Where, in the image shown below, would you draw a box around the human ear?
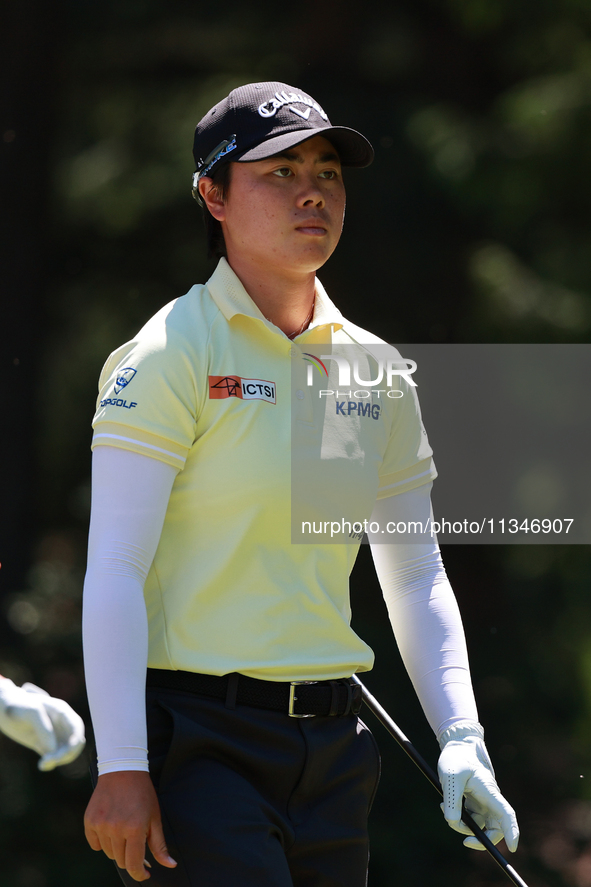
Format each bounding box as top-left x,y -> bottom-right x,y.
198,177 -> 226,221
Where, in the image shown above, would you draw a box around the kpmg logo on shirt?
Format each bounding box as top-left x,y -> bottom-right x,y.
208,375 -> 276,404
336,401 -> 381,420
114,367 -> 137,394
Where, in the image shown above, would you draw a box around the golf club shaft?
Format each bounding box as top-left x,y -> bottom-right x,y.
352,675 -> 530,887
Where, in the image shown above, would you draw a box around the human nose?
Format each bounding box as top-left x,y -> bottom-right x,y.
295,173 -> 325,209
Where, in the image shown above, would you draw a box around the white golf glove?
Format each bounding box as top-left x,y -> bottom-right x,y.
0,676 -> 86,771
437,721 -> 519,852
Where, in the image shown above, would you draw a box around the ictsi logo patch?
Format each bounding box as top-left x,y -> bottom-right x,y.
208,376 -> 276,404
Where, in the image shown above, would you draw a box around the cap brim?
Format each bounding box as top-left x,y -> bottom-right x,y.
236,125 -> 374,168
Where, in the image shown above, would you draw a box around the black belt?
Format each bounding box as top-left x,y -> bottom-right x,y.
146,668 -> 362,718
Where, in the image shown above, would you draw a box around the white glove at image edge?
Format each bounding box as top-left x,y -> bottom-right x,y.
437,720 -> 519,852
0,676 -> 86,771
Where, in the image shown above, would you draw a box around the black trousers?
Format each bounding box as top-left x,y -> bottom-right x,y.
108,684 -> 381,887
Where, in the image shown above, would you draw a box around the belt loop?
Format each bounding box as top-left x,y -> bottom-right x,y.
225,673 -> 240,710
341,680 -> 353,717
328,681 -> 340,717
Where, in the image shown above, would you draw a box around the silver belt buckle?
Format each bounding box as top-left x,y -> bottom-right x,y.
289,680 -> 318,717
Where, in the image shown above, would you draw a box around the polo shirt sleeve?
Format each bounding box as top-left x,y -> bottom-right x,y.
91,320 -> 202,472
377,371 -> 437,500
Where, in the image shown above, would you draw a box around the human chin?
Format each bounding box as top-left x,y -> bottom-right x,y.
293,238 -> 337,271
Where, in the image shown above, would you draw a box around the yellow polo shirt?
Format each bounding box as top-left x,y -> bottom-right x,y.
92,258 -> 436,680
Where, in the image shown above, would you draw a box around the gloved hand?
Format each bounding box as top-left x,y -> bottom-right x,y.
437,721 -> 519,852
0,676 -> 86,771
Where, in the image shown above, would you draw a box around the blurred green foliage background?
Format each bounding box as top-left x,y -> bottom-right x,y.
2,1 -> 591,885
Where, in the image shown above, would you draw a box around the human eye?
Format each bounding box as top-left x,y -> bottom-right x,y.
272,166 -> 293,178
319,169 -> 339,180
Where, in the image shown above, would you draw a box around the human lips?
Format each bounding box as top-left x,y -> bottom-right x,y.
295,219 -> 328,236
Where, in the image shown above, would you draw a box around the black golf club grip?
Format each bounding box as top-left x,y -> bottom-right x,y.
352,675 -> 530,887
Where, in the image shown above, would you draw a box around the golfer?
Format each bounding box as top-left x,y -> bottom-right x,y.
82,82 -> 519,886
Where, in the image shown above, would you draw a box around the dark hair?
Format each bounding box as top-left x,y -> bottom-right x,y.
192,161 -> 233,260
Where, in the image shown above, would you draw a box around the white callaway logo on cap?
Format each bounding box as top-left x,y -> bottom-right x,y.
258,90 -> 329,122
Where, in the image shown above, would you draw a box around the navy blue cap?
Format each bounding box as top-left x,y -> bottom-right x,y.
193,81 -> 374,181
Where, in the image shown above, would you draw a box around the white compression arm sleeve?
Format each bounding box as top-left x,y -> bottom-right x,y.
368,485 -> 479,738
82,446 -> 178,775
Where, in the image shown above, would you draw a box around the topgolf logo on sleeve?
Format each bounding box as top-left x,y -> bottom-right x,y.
208,376 -> 276,404
114,367 -> 137,394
